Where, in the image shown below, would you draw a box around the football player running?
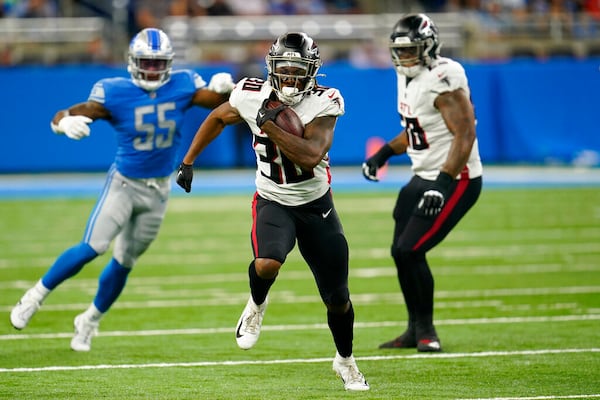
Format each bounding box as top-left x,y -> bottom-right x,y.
10,28 -> 234,352
176,32 -> 369,391
362,14 -> 483,352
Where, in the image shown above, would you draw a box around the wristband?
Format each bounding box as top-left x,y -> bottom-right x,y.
371,143 -> 395,168
435,171 -> 454,191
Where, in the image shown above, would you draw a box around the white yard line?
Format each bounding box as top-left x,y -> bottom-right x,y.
456,395 -> 600,400
1,314 -> 599,341
0,348 -> 598,373
1,285 -> 599,313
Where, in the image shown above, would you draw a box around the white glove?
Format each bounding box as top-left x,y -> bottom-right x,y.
208,72 -> 234,94
51,115 -> 93,140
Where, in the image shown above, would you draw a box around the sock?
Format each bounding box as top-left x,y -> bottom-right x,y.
412,255 -> 435,333
328,302 -> 354,358
41,243 -> 98,290
335,352 -> 355,362
25,280 -> 51,304
393,254 -> 417,318
248,261 -> 275,305
92,258 -> 131,313
394,251 -> 432,334
81,303 -> 103,323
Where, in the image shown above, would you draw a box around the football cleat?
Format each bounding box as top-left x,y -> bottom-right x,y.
70,314 -> 99,352
332,352 -> 370,391
10,288 -> 43,330
235,296 -> 267,350
378,329 -> 417,349
417,337 -> 442,352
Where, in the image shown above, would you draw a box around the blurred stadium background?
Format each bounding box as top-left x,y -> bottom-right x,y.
0,0 -> 599,173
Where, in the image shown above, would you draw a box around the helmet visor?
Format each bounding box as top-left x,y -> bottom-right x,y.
138,58 -> 169,71
390,43 -> 422,67
272,60 -> 311,93
135,57 -> 171,81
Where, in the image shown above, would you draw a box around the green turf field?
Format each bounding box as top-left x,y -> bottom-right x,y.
1,187 -> 599,399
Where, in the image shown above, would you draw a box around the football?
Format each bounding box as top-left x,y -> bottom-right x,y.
266,100 -> 305,138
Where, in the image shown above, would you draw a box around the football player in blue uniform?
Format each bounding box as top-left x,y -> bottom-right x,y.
10,28 -> 234,352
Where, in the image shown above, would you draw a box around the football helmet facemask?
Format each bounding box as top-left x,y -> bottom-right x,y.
389,13 -> 441,78
266,32 -> 322,105
128,28 -> 174,91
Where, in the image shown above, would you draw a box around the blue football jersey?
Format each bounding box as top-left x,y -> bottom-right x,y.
88,70 -> 206,178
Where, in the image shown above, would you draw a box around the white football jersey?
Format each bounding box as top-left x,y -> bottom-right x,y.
229,77 -> 345,206
396,57 -> 483,180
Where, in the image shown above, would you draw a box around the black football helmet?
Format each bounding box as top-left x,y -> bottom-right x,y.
265,32 -> 322,105
389,13 -> 441,77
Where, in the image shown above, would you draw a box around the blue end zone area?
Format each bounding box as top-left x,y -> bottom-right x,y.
0,166 -> 599,199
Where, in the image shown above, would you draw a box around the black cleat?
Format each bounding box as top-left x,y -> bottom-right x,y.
378,330 -> 417,349
417,337 -> 442,352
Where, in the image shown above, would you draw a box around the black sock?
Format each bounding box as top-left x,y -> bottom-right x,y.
328,302 -> 354,358
248,261 -> 275,305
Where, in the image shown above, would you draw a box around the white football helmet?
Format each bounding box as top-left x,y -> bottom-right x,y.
266,32 -> 322,105
127,28 -> 174,91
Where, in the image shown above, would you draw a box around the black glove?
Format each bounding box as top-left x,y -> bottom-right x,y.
362,143 -> 395,182
417,172 -> 454,217
256,98 -> 286,128
176,163 -> 194,193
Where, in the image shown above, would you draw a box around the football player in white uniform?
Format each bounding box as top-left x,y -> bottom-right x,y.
177,32 -> 369,391
362,14 -> 483,352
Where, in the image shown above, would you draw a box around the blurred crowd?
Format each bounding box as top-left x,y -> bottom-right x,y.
2,0 -> 598,24
1,0 -> 599,66
0,0 -> 363,20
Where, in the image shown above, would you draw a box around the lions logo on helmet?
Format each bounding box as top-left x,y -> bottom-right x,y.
128,28 -> 174,91
389,14 -> 441,78
266,32 -> 322,106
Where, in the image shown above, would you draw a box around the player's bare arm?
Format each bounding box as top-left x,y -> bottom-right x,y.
182,101 -> 243,165
52,101 -> 110,125
435,88 -> 476,177
262,115 -> 335,171
191,88 -> 230,109
388,130 -> 409,155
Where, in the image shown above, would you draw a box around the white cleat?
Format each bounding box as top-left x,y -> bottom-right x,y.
235,296 -> 267,350
10,289 -> 42,330
332,352 -> 370,391
70,314 -> 99,352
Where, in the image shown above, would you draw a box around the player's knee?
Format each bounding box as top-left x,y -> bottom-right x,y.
112,248 -> 139,269
255,258 -> 281,279
391,243 -> 411,262
88,240 -> 110,256
324,286 -> 350,312
391,245 -> 424,266
326,301 -> 351,314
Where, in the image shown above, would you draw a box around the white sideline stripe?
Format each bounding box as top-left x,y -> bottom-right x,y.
0,348 -> 598,373
2,314 -> 599,341
456,395 -> 600,400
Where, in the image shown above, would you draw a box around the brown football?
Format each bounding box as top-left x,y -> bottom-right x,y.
266,100 -> 304,138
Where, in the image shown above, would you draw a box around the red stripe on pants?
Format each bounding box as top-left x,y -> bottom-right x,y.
413,172 -> 470,251
251,192 -> 259,257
